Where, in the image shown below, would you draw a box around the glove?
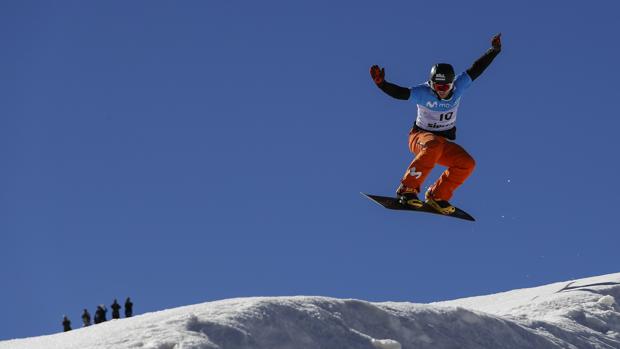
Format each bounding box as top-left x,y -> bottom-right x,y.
491,33 -> 502,50
370,65 -> 385,85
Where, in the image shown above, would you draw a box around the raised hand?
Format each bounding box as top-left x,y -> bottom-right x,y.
491,33 -> 502,50
370,65 -> 385,85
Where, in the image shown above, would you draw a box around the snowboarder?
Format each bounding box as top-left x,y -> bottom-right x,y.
125,297 -> 133,318
81,309 -> 91,327
111,299 -> 121,319
369,34 -> 502,214
62,315 -> 71,332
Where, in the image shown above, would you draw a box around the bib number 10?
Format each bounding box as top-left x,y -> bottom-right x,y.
439,112 -> 454,121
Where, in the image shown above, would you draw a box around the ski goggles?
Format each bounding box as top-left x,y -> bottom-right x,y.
431,81 -> 453,92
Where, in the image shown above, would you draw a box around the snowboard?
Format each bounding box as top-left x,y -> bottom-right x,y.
362,193 -> 475,221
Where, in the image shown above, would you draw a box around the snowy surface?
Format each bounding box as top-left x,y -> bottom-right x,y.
2,273 -> 619,349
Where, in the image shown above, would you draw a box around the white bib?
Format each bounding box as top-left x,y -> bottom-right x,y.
415,102 -> 460,132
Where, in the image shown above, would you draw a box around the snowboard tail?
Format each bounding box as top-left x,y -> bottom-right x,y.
362,193 -> 475,221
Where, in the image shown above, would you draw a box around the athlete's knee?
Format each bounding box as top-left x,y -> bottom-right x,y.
459,154 -> 476,171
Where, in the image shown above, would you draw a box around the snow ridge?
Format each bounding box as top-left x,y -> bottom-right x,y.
2,273 -> 619,349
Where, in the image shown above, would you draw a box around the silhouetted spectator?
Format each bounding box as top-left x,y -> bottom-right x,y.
94,305 -> 107,324
62,316 -> 71,332
111,299 -> 121,319
125,297 -> 133,318
81,309 -> 91,327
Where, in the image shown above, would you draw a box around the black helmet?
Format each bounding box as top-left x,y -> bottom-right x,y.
429,63 -> 455,83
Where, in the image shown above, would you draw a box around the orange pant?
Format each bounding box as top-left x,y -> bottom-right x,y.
401,130 -> 475,201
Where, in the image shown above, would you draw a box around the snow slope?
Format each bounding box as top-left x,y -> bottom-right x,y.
2,273 -> 619,349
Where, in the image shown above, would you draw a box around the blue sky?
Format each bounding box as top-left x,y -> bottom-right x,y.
2,0 -> 620,339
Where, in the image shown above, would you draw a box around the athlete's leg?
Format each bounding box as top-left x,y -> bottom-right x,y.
400,131 -> 446,193
427,141 -> 475,201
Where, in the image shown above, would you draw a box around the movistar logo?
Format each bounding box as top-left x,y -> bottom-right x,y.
409,167 -> 422,179
426,101 -> 455,108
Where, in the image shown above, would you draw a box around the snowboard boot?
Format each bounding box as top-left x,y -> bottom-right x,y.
396,184 -> 423,208
425,190 -> 456,215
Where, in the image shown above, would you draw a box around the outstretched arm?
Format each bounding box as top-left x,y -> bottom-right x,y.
466,33 -> 502,81
370,65 -> 411,100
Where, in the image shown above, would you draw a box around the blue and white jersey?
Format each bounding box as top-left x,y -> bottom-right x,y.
409,72 -> 473,132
